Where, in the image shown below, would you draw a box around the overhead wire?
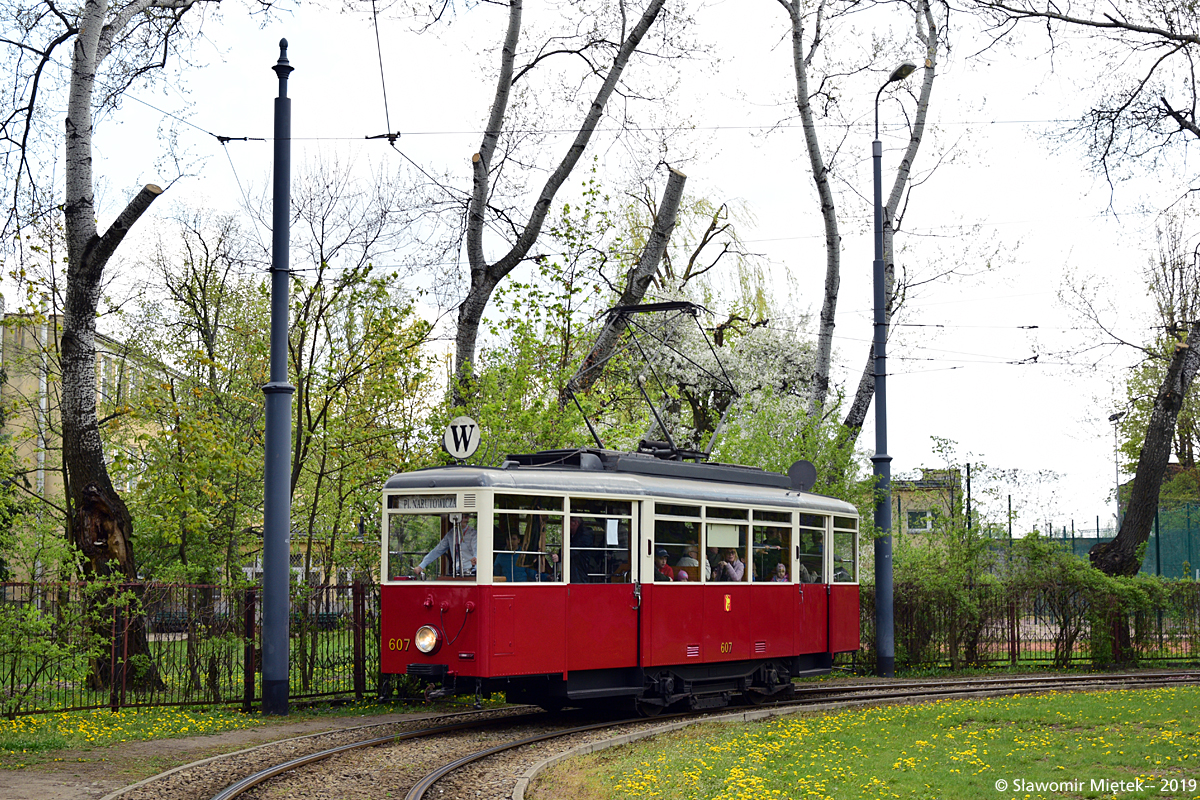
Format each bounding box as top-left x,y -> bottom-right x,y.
371,0 -> 393,137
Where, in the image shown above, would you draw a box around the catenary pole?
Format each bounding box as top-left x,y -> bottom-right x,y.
871,60 -> 915,680
262,39 -> 295,716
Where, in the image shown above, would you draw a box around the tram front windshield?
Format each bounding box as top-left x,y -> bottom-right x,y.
388,512 -> 479,580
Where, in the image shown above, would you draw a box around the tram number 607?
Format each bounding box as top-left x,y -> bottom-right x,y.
388,638 -> 411,652
719,641 -> 733,654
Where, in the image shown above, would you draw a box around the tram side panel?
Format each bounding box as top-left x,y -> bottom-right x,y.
701,583 -> 752,663
746,583 -> 796,659
640,584 -> 705,667
828,583 -> 860,653
796,583 -> 828,653
566,583 -> 639,671
487,586 -> 568,676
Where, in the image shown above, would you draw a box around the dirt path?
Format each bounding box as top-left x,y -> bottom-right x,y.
3,711 -> 433,800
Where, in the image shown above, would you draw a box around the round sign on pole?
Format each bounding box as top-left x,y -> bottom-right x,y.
443,416 -> 481,460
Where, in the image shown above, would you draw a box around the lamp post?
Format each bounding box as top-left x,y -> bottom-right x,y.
872,60 -> 917,680
1109,411 -> 1126,534
262,39 -> 295,716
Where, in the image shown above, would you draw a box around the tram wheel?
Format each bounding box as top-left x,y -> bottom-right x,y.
744,690 -> 768,706
636,699 -> 665,717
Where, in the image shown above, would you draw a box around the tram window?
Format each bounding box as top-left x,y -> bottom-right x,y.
754,509 -> 792,524
707,506 -> 748,521
569,515 -> 633,583
832,519 -> 858,583
798,516 -> 827,583
753,524 -> 792,582
387,512 -> 478,581
572,498 -> 632,517
493,505 -> 563,583
707,523 -> 749,582
496,494 -> 565,512
654,518 -> 700,582
656,503 -> 701,518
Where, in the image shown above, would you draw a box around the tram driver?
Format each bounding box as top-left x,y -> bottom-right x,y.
413,514 -> 477,577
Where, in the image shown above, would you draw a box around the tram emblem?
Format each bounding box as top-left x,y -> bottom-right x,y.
443,416 -> 481,460
724,594 -> 731,612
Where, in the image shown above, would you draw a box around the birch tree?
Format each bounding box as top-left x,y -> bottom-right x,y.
774,0 -> 947,426
452,0 -> 689,403
1,0 -> 221,580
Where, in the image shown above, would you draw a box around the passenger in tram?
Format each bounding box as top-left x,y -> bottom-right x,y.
772,563 -> 789,582
536,548 -> 561,581
414,515 -> 477,577
493,533 -> 531,582
706,546 -> 721,578
655,548 -> 674,581
712,548 -> 745,582
676,546 -> 708,581
521,515 -> 561,582
799,563 -> 820,583
675,548 -> 700,569
675,568 -> 691,581
570,518 -> 603,583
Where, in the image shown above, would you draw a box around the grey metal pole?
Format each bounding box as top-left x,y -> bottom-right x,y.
262,39 -> 295,716
1110,411 -> 1126,530
869,62 -> 914,680
872,89 -> 894,681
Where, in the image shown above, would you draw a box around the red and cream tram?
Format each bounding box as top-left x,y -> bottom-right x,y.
379,448 -> 860,713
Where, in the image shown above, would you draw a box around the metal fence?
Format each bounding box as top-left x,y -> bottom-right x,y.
1050,503 -> 1200,579
0,582 -> 379,717
858,580 -> 1200,671
5,579 -> 1200,715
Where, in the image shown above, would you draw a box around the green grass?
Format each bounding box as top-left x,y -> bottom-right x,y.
549,687 -> 1200,800
0,694 -> 476,769
0,706 -> 263,764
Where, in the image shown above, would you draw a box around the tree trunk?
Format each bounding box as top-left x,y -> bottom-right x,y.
62,1 -> 169,690
842,0 -> 940,436
454,0 -> 669,404
776,0 -> 843,419
1091,321 -> 1200,575
561,168 -> 688,405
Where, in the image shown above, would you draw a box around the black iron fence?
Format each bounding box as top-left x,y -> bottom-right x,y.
0,582 -> 379,717
4,579 -> 1199,716
858,580 -> 1200,671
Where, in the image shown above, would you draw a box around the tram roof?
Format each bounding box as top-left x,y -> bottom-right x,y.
383,449 -> 858,515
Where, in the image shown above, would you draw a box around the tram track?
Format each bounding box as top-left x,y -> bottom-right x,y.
119,669 -> 1191,800
412,670 -> 1200,800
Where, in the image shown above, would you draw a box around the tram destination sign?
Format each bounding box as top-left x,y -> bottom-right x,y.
390,494 -> 457,510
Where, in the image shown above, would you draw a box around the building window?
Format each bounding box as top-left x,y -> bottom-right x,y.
907,510 -> 933,532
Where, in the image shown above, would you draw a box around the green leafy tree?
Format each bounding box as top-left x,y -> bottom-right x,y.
892,440 -> 1001,668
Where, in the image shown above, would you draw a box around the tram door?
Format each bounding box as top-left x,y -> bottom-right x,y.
566,498 -> 640,671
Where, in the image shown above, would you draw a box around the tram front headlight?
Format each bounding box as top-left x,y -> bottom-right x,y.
414,625 -> 441,654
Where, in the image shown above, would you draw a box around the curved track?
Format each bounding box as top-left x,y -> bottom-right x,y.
409,671 -> 1200,800
137,670 -> 1200,800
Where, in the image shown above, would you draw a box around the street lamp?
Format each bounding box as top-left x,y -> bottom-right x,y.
1109,411 -> 1126,533
873,60 -> 917,680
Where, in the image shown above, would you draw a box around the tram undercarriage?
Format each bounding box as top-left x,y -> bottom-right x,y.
411,652 -> 833,715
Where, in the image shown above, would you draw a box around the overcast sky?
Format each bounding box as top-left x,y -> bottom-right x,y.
73,0 -> 1182,535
